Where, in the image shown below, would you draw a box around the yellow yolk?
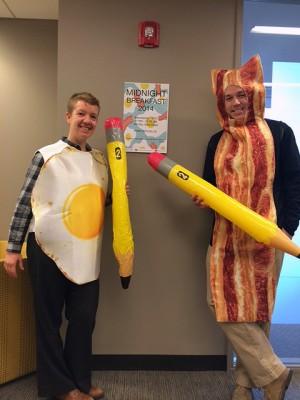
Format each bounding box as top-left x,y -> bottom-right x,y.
62,184 -> 104,239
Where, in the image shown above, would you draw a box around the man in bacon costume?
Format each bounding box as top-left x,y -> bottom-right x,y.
200,55 -> 300,399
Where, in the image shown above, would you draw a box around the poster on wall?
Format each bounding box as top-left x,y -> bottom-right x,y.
123,82 -> 169,153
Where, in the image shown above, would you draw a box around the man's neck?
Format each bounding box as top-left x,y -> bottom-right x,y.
67,135 -> 87,151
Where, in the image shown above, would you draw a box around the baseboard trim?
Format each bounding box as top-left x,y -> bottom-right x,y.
92,355 -> 227,371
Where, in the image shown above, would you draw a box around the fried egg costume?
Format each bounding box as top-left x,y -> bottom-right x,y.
31,140 -> 108,284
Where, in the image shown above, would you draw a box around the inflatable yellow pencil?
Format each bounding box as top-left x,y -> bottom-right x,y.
148,153 -> 300,258
105,117 -> 134,289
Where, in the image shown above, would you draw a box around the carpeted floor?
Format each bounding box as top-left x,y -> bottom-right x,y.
0,369 -> 299,399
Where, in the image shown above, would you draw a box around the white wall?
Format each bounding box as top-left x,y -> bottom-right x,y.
0,19 -> 57,238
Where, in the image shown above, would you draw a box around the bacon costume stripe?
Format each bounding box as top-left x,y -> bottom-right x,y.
211,55 -> 276,322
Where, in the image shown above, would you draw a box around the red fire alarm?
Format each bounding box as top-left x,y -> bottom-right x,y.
138,21 -> 160,48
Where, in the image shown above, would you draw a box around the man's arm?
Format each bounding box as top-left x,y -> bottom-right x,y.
3,152 -> 44,278
279,123 -> 300,237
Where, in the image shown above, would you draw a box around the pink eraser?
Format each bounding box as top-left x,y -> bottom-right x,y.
147,152 -> 165,170
104,117 -> 122,130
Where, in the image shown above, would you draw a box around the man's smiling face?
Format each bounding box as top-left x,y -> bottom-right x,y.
224,85 -> 249,125
66,100 -> 99,145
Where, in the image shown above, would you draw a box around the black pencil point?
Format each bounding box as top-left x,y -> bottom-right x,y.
297,254 -> 300,259
121,276 -> 131,289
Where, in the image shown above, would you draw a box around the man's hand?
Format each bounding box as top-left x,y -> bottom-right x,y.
192,195 -> 208,208
3,252 -> 24,278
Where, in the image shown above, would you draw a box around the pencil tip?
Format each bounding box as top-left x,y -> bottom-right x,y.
121,276 -> 131,289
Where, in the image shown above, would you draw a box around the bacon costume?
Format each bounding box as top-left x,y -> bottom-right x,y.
210,55 -> 277,322
202,55 -> 300,390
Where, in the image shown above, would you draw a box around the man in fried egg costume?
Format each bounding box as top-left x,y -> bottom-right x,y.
4,93 -> 107,400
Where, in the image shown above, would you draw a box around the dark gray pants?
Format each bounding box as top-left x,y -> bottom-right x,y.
27,233 -> 99,397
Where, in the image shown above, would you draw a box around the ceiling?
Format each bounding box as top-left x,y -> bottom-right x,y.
0,0 -> 58,19
0,0 -> 299,20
